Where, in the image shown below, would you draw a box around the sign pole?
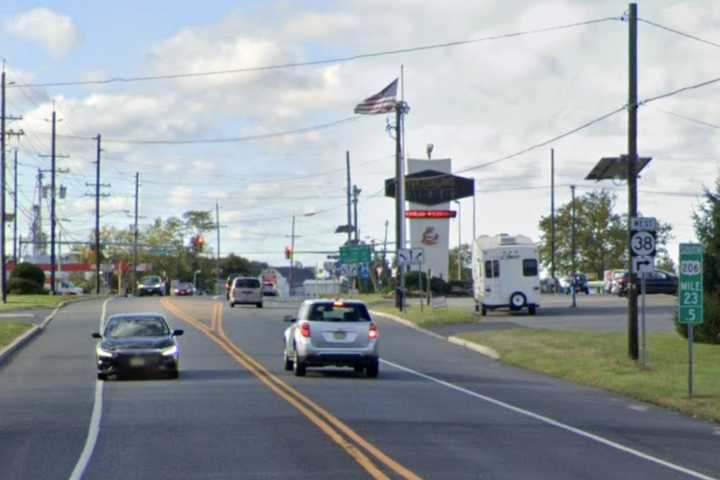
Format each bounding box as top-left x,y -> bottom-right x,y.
640,271 -> 647,367
678,243 -> 703,399
688,323 -> 694,398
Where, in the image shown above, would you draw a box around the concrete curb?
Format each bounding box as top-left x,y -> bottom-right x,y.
370,309 -> 500,361
0,295 -> 106,367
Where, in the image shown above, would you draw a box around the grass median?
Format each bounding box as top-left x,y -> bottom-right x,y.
0,322 -> 34,350
459,329 -> 720,422
0,294 -> 80,312
359,293 -> 478,328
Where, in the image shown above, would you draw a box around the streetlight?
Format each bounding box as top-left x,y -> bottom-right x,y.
454,200 -> 462,281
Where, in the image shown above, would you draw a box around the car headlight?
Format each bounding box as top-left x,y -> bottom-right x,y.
154,284 -> 163,288
161,344 -> 178,356
96,345 -> 114,358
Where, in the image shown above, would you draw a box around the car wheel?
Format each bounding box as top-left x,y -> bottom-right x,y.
293,353 -> 306,377
284,352 -> 293,371
354,365 -> 364,373
366,359 -> 379,378
528,305 -> 537,316
168,370 -> 179,379
97,373 -> 107,381
256,302 -> 263,308
230,302 -> 235,308
510,292 -> 527,310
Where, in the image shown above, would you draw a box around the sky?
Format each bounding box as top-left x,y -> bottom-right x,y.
0,0 -> 718,271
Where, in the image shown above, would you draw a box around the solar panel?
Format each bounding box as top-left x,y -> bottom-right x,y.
585,155 -> 652,181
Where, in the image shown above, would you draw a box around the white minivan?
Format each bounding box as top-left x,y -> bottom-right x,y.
229,277 -> 263,308
472,234 -> 540,316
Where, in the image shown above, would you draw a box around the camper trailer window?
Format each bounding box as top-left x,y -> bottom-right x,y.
484,260 -> 500,278
523,259 -> 538,277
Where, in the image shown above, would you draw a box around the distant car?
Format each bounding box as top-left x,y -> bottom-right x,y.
174,282 -> 194,296
229,277 -> 263,308
225,274 -> 240,300
262,281 -> 278,296
283,299 -> 379,378
617,270 -> 678,296
138,275 -> 165,296
57,281 -> 83,295
92,313 -> 183,380
573,274 -> 589,295
609,271 -> 627,295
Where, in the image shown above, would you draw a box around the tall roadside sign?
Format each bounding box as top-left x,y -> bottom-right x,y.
631,216 -> 657,366
678,243 -> 704,397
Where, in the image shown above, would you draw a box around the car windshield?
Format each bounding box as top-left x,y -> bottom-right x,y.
307,302 -> 371,322
235,279 -> 260,288
141,276 -> 161,285
104,316 -> 170,338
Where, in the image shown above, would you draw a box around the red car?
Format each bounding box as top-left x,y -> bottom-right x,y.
174,282 -> 195,296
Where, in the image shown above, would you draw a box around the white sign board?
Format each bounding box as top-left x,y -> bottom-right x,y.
632,255 -> 655,273
630,216 -> 657,273
631,216 -> 658,231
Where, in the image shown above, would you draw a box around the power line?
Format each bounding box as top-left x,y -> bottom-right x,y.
10,17 -> 620,89
638,18 -> 720,49
655,108 -> 720,130
640,75 -> 720,105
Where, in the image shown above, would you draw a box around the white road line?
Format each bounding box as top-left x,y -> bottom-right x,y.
0,313 -> 34,318
69,297 -> 111,480
381,359 -> 718,480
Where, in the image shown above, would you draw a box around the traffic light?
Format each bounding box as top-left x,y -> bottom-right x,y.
284,246 -> 293,260
196,235 -> 205,252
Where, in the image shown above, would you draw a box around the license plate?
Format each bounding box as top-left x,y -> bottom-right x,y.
129,357 -> 146,367
333,332 -> 346,340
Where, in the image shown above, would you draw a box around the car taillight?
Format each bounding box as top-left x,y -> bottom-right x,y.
300,322 -> 311,338
368,323 -> 378,340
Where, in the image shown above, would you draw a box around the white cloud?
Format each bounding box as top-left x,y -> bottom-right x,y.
5,8 -> 79,59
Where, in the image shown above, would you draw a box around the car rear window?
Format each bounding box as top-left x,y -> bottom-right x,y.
307,302 -> 371,322
235,278 -> 260,288
141,276 -> 161,284
104,316 -> 170,338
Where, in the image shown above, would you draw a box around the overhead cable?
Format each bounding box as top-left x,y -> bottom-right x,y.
639,18 -> 720,49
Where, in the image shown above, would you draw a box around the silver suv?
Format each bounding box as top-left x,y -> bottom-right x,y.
229,277 -> 263,308
283,299 -> 379,378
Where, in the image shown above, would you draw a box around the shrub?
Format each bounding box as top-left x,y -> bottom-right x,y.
11,262 -> 45,287
430,277 -> 448,295
405,271 -> 428,291
8,277 -> 44,295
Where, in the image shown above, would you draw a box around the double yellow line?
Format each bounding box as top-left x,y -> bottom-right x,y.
161,298 -> 421,480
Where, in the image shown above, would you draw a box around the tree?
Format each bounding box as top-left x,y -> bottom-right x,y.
676,177 -> 720,343
448,243 -> 471,282
538,189 -> 672,280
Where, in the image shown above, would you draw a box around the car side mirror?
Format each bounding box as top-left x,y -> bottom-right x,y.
91,332 -> 102,339
172,329 -> 184,336
283,315 -> 296,323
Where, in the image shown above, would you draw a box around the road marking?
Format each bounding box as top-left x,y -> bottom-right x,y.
69,297 -> 111,480
0,313 -> 34,318
381,359 -> 718,480
162,299 -> 421,480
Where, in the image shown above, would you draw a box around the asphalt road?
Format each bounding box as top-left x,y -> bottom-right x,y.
0,296 -> 718,479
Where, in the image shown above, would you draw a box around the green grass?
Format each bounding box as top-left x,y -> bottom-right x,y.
0,295 -> 81,312
0,322 -> 33,350
359,293 -> 478,328
459,329 -> 720,422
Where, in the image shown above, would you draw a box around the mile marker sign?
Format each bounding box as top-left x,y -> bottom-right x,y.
679,243 -> 703,325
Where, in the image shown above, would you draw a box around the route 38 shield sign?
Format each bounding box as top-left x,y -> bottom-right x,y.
630,217 -> 657,273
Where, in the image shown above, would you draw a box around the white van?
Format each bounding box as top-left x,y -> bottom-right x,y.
472,234 -> 540,316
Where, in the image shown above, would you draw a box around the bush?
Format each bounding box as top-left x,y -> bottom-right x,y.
430,277 -> 448,295
11,262 -> 45,287
405,271 -> 428,291
675,289 -> 720,344
8,277 -> 44,294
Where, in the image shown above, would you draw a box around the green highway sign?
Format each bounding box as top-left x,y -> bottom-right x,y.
678,243 -> 704,325
339,245 -> 372,265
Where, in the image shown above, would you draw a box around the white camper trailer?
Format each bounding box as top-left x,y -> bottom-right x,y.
472,234 -> 540,316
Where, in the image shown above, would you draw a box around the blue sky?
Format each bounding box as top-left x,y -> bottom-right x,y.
1,1 -> 719,269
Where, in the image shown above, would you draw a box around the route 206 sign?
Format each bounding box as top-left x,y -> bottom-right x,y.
631,216 -> 657,273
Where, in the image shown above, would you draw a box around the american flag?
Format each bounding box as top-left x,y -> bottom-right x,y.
354,79 -> 398,115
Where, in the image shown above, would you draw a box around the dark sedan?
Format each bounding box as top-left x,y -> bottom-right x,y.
174,282 -> 195,296
617,270 -> 678,296
92,313 -> 183,380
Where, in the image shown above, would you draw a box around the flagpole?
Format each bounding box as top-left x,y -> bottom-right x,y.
395,66 -> 407,311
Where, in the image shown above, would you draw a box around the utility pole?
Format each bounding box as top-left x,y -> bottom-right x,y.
50,107 -> 57,295
455,200 -> 462,280
382,219 -> 389,265
346,151 -> 352,244
570,185 -> 577,308
289,213 -> 296,297
627,2 -> 640,360
12,149 -> 18,265
94,135 -> 102,294
394,88 -> 408,310
352,185 -> 361,242
216,200 -> 221,289
551,148 -> 556,292
133,172 -> 139,296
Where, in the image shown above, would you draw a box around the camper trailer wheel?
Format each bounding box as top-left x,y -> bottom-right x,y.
474,303 -> 480,313
510,292 -> 527,310
481,304 -> 487,316
528,305 -> 537,316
